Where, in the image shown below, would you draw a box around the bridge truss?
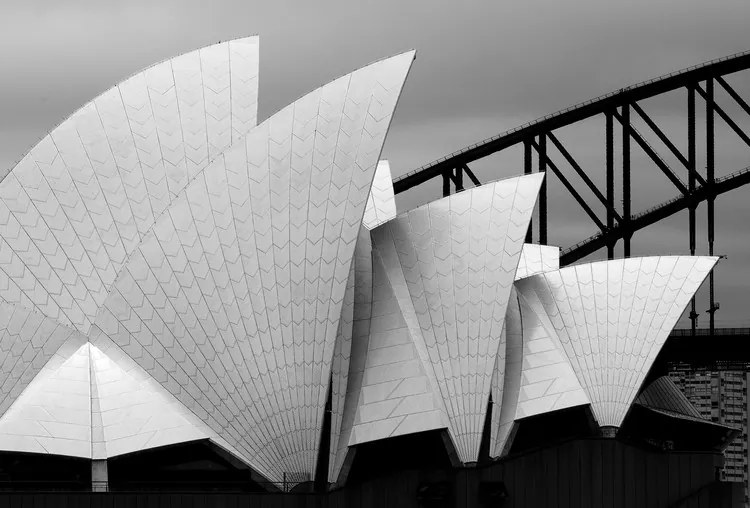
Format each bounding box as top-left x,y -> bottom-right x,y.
393,50 -> 750,336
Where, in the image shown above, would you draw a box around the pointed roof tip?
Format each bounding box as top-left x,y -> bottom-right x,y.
227,34 -> 260,42
371,171 -> 545,231
512,171 -> 546,188
358,49 -> 417,70
527,171 -> 546,182
250,48 -> 416,129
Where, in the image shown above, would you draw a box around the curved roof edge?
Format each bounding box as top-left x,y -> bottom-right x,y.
396,48 -> 750,185
374,172 -> 546,232
124,50 -> 417,263
513,255 -> 718,427
1,36 -> 260,183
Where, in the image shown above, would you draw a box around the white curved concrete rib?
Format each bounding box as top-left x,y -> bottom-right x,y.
331,234 -> 451,482
93,52 -> 416,486
327,230 -> 359,483
368,174 -> 544,463
513,256 -> 717,427
0,37 -> 259,334
489,283 -> 590,458
489,287 -> 521,458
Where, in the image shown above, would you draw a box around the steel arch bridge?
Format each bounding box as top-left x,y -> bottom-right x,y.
393,49 -> 750,335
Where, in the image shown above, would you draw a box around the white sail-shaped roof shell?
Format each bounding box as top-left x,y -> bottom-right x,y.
513,256 -> 717,427
92,51 -> 415,485
367,174 -> 543,462
0,37 -> 259,334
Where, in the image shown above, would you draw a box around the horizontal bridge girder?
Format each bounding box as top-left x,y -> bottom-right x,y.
394,50 -> 750,193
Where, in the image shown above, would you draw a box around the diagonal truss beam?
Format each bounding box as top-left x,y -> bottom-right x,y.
529,138 -> 606,231
462,165 -> 481,186
562,164 -> 750,264
547,132 -> 622,222
612,110 -> 689,195
695,83 -> 750,148
443,166 -> 481,195
716,76 -> 750,118
630,102 -> 708,187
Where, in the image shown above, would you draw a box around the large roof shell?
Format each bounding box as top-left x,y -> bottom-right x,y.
368,174 -> 544,462
513,256 -> 717,427
92,50 -> 416,484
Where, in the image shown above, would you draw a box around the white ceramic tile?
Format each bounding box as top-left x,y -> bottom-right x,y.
0,37 -> 260,336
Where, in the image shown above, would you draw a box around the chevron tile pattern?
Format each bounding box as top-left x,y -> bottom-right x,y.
369,174 -> 544,462
362,160 -> 397,230
93,52 -> 415,485
515,244 -> 559,279
0,339 -> 92,457
0,37 -> 259,334
0,302 -> 85,419
513,256 -> 717,427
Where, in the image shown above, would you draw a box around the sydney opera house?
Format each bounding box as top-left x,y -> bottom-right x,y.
0,37 -> 743,507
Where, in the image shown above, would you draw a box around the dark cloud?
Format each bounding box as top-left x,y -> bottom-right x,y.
1,0 -> 749,325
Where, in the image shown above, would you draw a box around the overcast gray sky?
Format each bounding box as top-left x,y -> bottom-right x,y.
1,0 -> 750,326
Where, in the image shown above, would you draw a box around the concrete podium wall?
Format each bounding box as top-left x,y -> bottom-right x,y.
0,438 -> 743,508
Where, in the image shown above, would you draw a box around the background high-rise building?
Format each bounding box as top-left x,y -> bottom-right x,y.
670,361 -> 750,506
